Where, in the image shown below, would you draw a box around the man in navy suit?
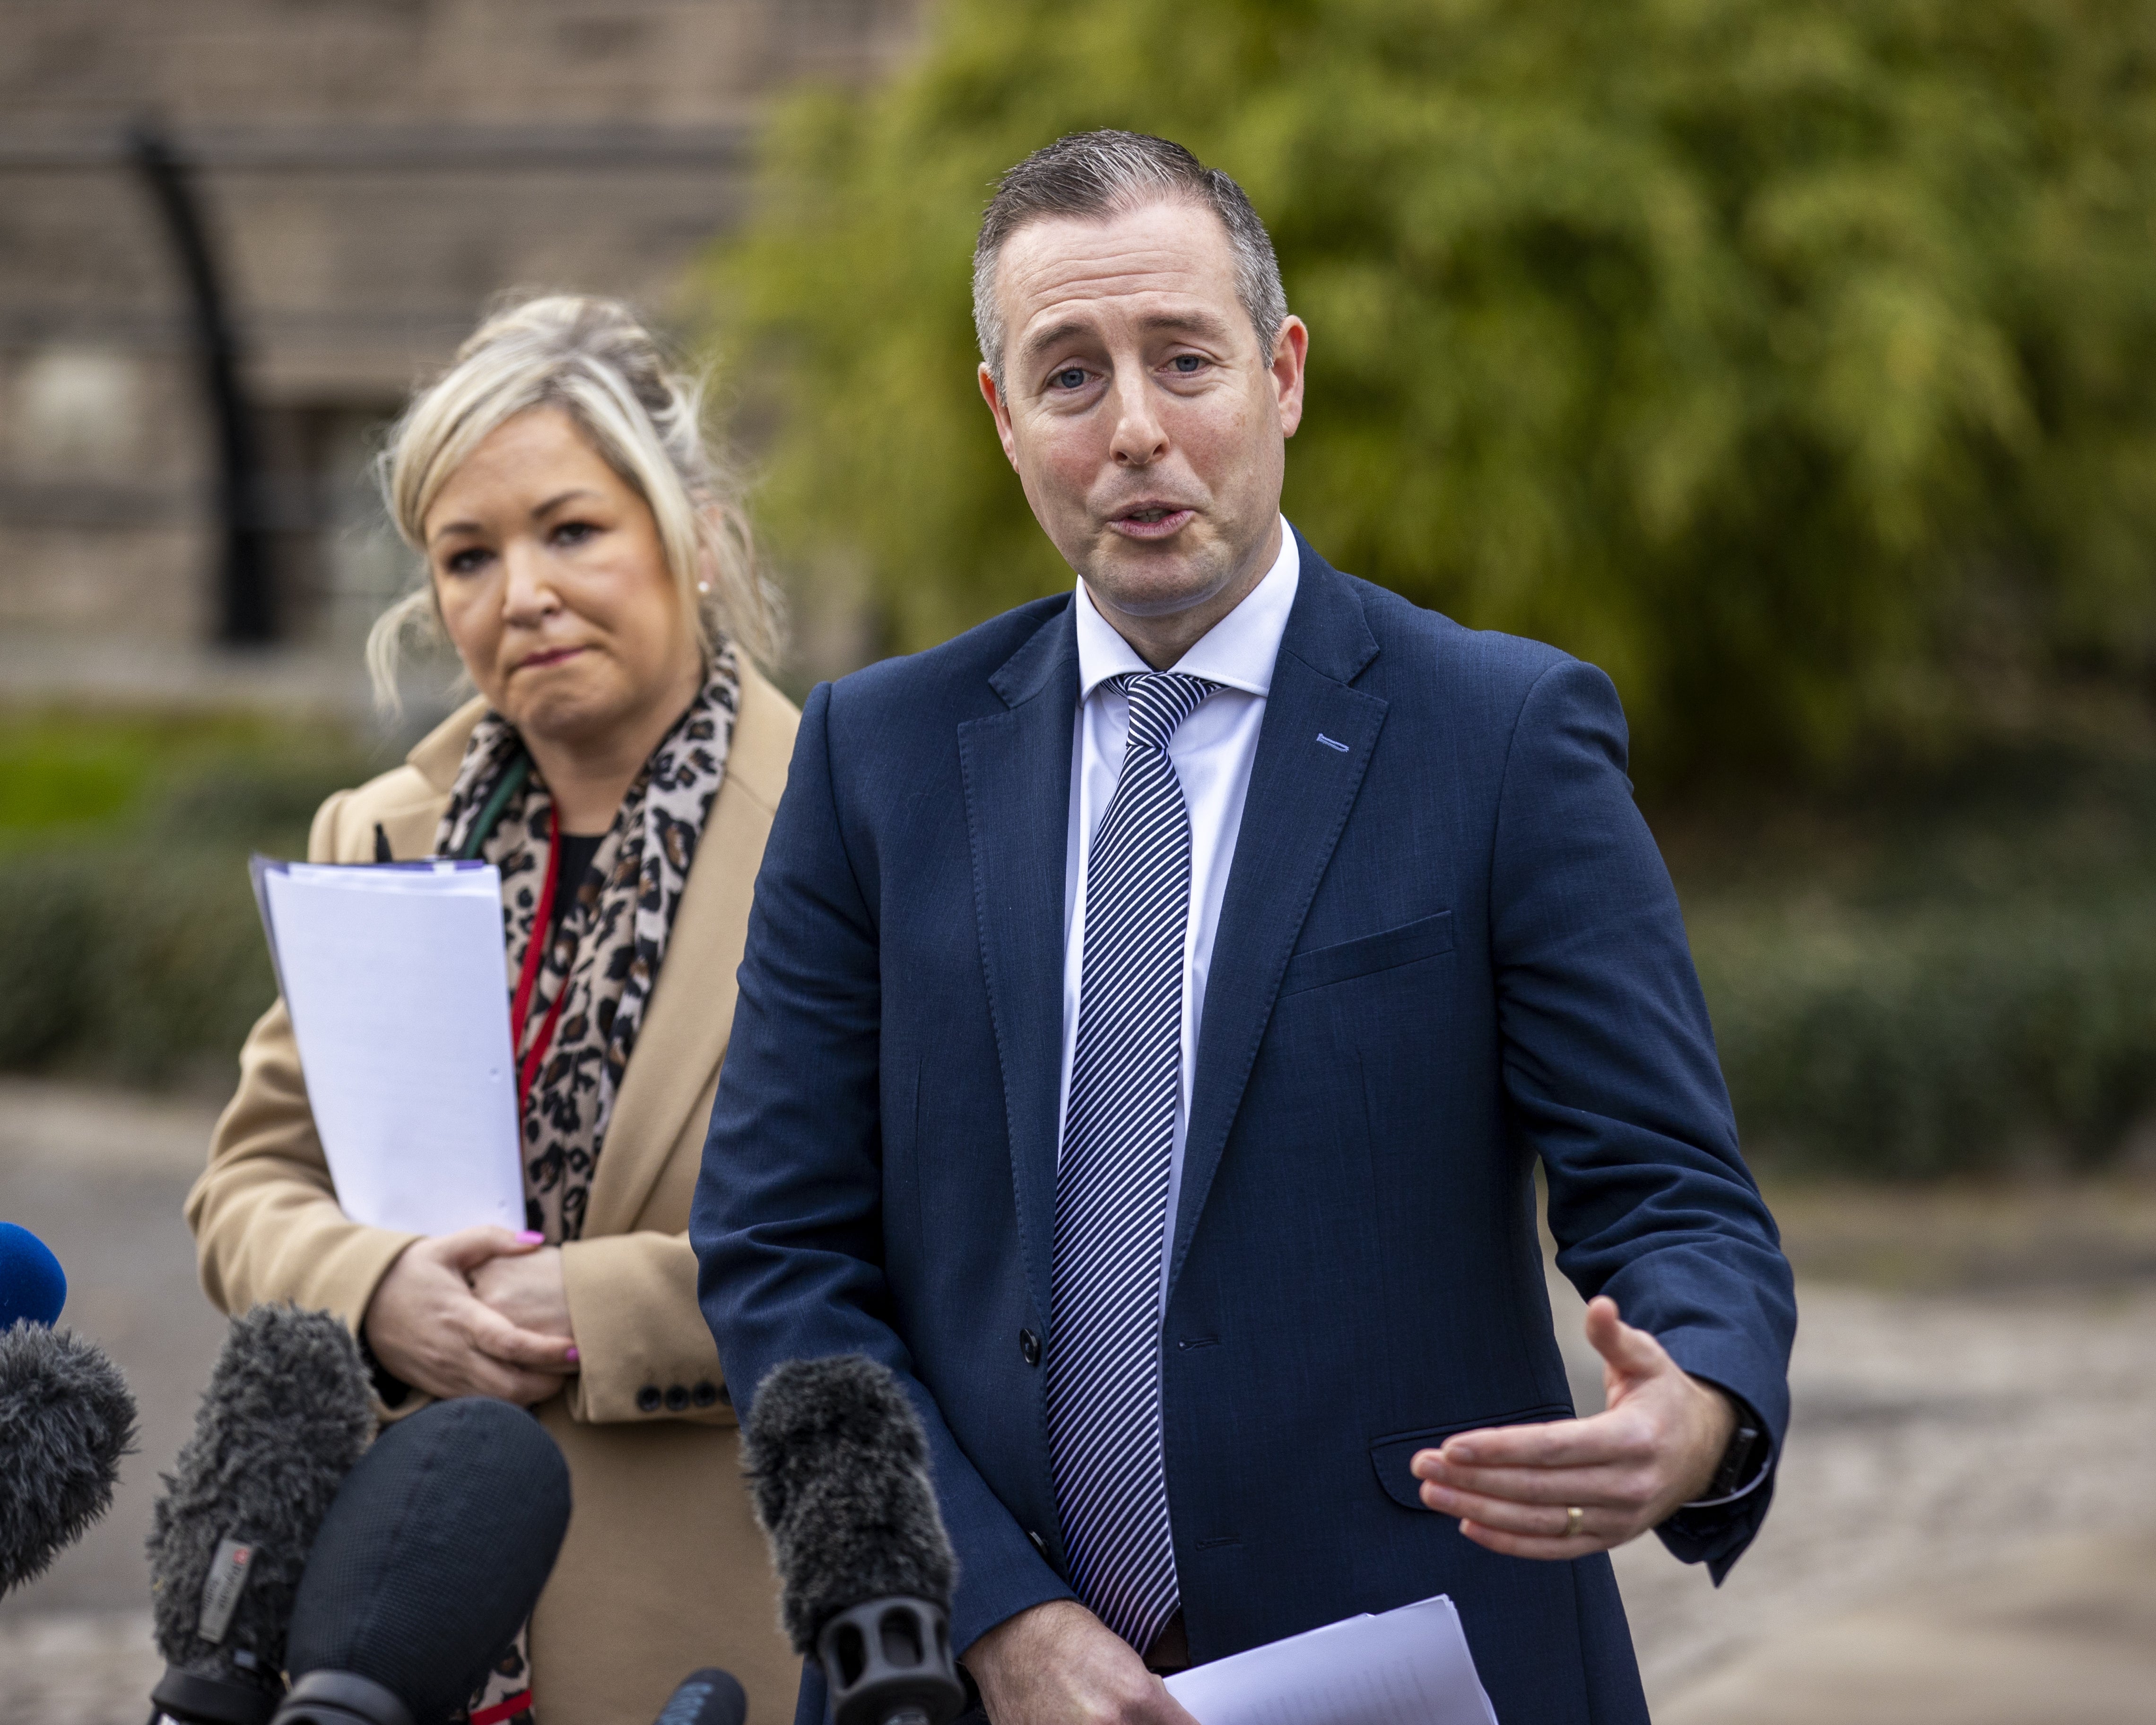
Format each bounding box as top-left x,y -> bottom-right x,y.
694,131 -> 1794,1725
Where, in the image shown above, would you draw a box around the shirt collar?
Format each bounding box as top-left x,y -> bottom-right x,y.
1074,516 -> 1301,702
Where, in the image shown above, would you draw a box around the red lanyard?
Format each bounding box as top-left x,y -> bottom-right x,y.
510,814 -> 570,1119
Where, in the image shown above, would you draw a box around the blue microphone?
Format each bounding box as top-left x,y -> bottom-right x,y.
0,1224 -> 136,1597
0,1222 -> 66,1331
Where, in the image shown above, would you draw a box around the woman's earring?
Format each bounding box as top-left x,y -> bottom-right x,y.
696,580 -> 712,594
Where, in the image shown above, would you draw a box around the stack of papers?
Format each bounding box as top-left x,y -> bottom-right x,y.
251,857 -> 525,1237
1165,1594 -> 1498,1725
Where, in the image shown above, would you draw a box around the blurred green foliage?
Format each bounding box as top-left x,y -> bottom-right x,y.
1702,900 -> 2156,1176
1669,735 -> 2156,1173
703,0 -> 2156,779
0,711 -> 2147,1169
0,710 -> 380,1087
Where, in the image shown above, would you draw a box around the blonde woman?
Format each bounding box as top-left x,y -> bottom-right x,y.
187,296 -> 799,1723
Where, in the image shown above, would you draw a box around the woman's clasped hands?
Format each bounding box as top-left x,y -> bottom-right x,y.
363,1226 -> 580,1406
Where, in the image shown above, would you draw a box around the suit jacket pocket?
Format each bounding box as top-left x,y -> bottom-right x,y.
1279,911 -> 1455,998
1369,1402 -> 1574,1510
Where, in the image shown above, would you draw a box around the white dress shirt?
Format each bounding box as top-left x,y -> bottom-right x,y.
1057,519 -> 1300,1288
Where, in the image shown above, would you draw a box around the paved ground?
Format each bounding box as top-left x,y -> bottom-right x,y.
4,1076 -> 2154,1723
1551,1273 -> 2156,1721
1653,1533 -> 2156,1725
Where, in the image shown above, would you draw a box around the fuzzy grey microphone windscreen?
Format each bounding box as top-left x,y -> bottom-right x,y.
148,1305 -> 375,1688
741,1355 -> 959,1655
0,1324 -> 138,1594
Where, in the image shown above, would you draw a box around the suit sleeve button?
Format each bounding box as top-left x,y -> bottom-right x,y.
664,1384 -> 691,1412
1020,1328 -> 1042,1367
691,1380 -> 719,1408
635,1385 -> 662,1413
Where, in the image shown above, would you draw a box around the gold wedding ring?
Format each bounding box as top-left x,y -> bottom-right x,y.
1564,1505 -> 1586,1539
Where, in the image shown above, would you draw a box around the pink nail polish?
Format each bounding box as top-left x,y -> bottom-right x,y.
564,1347 -> 580,1362
518,1230 -> 545,1244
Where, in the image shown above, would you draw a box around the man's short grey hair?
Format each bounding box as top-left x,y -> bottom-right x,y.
972,130 -> 1289,389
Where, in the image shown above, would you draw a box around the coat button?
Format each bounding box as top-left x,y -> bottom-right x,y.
664,1385 -> 691,1412
1027,1530 -> 1048,1557
636,1385 -> 662,1413
691,1380 -> 719,1408
1019,1328 -> 1042,1367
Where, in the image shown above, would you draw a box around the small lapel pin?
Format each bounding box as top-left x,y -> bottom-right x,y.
1315,733 -> 1350,753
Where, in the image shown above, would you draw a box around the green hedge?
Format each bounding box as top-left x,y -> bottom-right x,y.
1698,900 -> 2156,1176
0,843 -> 281,1089
4,833 -> 2150,1172
0,710 -> 377,1088
3,712 -> 2148,1174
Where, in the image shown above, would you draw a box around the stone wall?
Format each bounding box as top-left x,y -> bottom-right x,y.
0,0 -> 917,684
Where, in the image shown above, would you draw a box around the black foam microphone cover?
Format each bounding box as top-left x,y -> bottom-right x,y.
743,1356 -> 964,1725
0,1322 -> 137,1595
148,1306 -> 375,1723
279,1396 -> 572,1725
651,1668 -> 748,1725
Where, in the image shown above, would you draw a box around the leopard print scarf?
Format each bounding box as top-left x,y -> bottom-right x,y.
434,643 -> 741,1242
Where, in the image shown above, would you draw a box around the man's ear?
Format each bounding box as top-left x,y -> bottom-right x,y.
978,363 -> 1021,470
1272,315 -> 1310,439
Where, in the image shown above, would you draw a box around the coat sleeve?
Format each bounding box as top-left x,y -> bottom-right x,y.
558,1229 -> 730,1425
692,682 -> 1076,1657
185,789 -> 421,1333
1488,658 -> 1797,1581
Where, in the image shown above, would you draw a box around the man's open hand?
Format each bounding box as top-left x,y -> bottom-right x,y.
1410,1295 -> 1736,1558
964,1599 -> 1200,1725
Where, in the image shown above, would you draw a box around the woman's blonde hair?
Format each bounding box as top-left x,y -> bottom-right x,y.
365,293 -> 782,709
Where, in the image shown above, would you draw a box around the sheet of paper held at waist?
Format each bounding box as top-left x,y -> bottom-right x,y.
1165,1593 -> 1500,1725
252,856 -> 524,1237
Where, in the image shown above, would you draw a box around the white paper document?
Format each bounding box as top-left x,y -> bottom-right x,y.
1165,1594 -> 1498,1725
252,857 -> 524,1237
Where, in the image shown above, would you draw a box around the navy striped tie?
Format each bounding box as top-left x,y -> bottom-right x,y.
1047,670 -> 1215,1651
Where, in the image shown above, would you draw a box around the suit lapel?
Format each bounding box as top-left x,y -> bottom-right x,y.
585,667 -> 793,1236
1170,546 -> 1386,1292
958,602 -> 1080,1329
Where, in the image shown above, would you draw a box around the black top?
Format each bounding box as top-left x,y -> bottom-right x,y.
553,832 -> 606,933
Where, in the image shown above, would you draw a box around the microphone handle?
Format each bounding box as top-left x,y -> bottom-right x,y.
817,1597 -> 966,1725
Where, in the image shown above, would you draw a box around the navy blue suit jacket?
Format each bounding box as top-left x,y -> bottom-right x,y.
693,537 -> 1795,1725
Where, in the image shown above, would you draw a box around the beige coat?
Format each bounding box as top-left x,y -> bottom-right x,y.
186,665 -> 802,1725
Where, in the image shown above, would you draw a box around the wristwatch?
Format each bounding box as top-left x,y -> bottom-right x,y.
1700,1415 -> 1766,1502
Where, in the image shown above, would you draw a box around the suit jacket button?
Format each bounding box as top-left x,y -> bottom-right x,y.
691,1380 -> 719,1408
664,1384 -> 691,1412
1020,1328 -> 1042,1367
1027,1530 -> 1048,1557
636,1385 -> 662,1413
